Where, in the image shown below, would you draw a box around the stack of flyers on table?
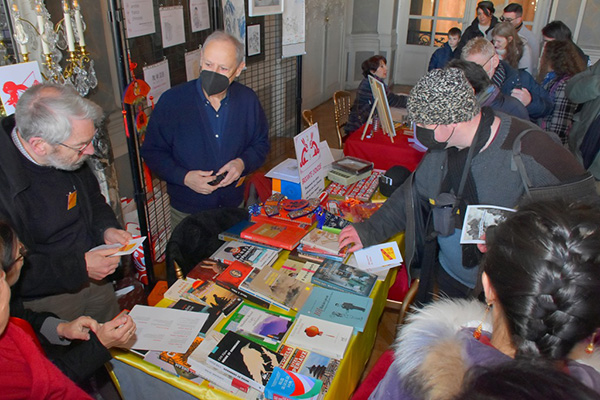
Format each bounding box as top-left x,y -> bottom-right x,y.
353,241 -> 403,275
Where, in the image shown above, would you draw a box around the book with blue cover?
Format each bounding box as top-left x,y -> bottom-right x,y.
264,367 -> 323,400
298,286 -> 373,333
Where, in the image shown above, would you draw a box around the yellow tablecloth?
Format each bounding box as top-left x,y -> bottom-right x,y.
111,244 -> 400,399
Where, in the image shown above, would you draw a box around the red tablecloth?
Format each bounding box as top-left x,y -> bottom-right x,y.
344,126 -> 425,171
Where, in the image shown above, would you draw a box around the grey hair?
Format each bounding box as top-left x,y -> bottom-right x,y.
203,30 -> 244,65
15,83 -> 103,144
461,37 -> 496,61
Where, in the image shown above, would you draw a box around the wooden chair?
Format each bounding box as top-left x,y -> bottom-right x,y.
333,90 -> 352,148
385,279 -> 420,329
302,109 -> 314,129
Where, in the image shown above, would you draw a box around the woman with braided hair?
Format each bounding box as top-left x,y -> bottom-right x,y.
367,200 -> 600,400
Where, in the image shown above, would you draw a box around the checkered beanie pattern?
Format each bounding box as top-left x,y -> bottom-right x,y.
407,68 -> 480,126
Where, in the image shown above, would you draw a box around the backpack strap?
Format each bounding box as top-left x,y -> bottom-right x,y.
511,128 -> 537,199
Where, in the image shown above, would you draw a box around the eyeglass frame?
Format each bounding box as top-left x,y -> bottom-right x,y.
499,16 -> 515,23
5,242 -> 26,271
57,130 -> 98,156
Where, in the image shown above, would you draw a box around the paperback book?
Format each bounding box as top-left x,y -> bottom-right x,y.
215,261 -> 254,291
320,211 -> 351,234
238,268 -> 289,310
277,346 -> 339,399
241,221 -> 308,251
248,266 -> 313,311
298,286 -> 373,333
186,259 -> 228,282
211,240 -> 279,269
222,302 -> 294,351
284,315 -> 353,360
279,260 -> 320,284
208,331 -> 284,391
312,259 -> 377,297
264,367 -> 323,400
300,229 -> 345,257
218,220 -> 282,251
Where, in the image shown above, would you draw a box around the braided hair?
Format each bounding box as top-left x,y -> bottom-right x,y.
483,200 -> 600,361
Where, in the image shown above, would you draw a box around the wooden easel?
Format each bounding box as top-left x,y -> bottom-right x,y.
361,98 -> 395,143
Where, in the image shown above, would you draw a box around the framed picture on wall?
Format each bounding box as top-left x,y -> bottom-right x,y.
247,24 -> 261,56
249,0 -> 283,16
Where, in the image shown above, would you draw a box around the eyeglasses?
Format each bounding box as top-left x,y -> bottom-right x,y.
6,242 -> 26,271
499,16 -> 515,23
58,131 -> 97,156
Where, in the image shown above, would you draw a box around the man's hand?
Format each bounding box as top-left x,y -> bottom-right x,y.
338,226 -> 364,253
217,158 -> 245,187
104,228 -> 132,245
57,316 -> 99,341
511,88 -> 532,107
85,247 -> 121,280
184,170 -> 219,195
95,315 -> 136,349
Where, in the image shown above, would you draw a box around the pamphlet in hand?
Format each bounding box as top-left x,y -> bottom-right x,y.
90,236 -> 146,257
353,241 -> 403,273
460,205 -> 516,244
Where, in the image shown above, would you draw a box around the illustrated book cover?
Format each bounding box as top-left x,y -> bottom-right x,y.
264,367 -> 323,400
278,345 -> 340,395
248,266 -> 313,311
241,221 -> 308,251
283,315 -> 353,360
222,302 -> 294,351
215,261 -> 254,290
312,259 -> 377,297
299,229 -> 344,256
211,240 -> 279,269
208,331 -> 284,391
298,286 -> 373,333
354,241 -> 403,273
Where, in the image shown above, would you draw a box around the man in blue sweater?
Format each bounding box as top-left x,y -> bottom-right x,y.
462,37 -> 552,120
141,31 -> 270,228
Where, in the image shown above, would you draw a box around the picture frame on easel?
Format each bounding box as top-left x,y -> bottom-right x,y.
361,75 -> 396,143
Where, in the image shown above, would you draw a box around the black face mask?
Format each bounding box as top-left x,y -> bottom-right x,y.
415,126 -> 448,150
200,70 -> 231,96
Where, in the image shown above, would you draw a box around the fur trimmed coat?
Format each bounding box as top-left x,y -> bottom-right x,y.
369,299 -> 600,400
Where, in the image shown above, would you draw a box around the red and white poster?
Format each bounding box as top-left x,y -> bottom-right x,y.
0,61 -> 42,115
293,123 -> 324,199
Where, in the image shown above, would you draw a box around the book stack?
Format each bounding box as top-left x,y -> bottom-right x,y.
241,221 -> 309,251
298,229 -> 347,262
327,156 -> 374,186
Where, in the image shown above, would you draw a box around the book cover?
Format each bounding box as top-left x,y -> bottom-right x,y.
208,331 -> 284,391
312,259 -> 377,297
186,259 -> 227,282
277,346 -> 339,398
159,336 -> 203,374
251,214 -> 314,230
174,285 -> 241,334
298,245 -> 345,262
248,266 -> 313,311
298,286 -> 373,333
288,248 -> 324,265
217,220 -> 255,242
239,268 -> 290,311
222,303 -> 294,351
215,261 -> 254,290
354,241 -> 403,273
264,367 -> 323,400
211,240 -> 280,269
321,211 -> 351,234
241,221 -> 308,251
284,315 -> 353,360
300,229 -> 343,256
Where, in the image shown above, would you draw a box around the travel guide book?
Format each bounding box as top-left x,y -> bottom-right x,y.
221,302 -> 294,351
312,259 -> 377,297
298,286 -> 373,333
241,221 -> 308,251
211,240 -> 279,269
208,331 -> 284,391
248,266 -> 313,312
284,315 -> 353,360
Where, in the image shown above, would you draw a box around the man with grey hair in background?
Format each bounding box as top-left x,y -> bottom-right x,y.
338,68 -> 591,302
0,83 -> 131,322
141,30 -> 270,229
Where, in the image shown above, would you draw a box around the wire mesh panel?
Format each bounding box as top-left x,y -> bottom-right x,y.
117,0 -> 299,269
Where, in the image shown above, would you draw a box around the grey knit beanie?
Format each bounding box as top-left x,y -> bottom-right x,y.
407,68 -> 480,126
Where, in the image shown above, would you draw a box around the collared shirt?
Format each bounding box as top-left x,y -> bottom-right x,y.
198,85 -> 231,150
11,128 -> 40,165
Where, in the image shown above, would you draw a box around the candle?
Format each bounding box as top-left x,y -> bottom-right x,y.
63,1 -> 76,52
72,0 -> 86,47
11,4 -> 27,57
36,5 -> 51,55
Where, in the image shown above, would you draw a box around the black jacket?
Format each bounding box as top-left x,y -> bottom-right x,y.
0,115 -> 120,300
454,16 -> 499,59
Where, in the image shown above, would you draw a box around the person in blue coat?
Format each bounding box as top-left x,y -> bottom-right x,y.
141,31 -> 270,229
428,28 -> 462,71
463,37 -> 553,120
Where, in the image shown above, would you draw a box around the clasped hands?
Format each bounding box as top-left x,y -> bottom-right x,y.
184,158 -> 245,195
57,314 -> 136,349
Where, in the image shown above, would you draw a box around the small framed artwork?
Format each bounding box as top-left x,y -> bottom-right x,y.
246,19 -> 265,64
249,0 -> 283,16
